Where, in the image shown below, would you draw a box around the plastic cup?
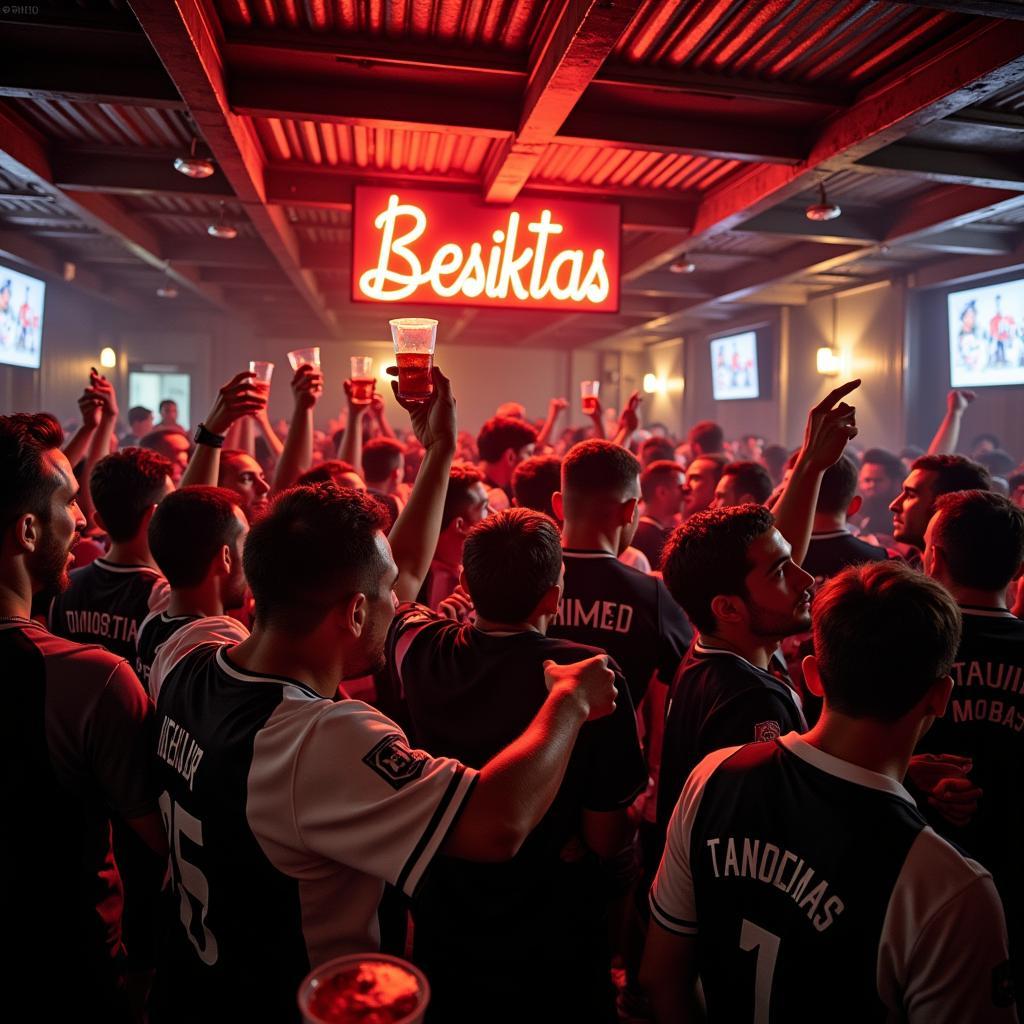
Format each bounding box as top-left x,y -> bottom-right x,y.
248,360 -> 274,400
288,347 -> 321,371
349,356 -> 375,406
389,318 -> 437,402
580,379 -> 600,415
297,954 -> 430,1024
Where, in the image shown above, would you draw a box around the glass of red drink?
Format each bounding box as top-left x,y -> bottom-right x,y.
349,356 -> 375,405
580,379 -> 600,415
389,318 -> 437,402
288,347 -> 321,372
248,360 -> 274,402
297,954 -> 430,1024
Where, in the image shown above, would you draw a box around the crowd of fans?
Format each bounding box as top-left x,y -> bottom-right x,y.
3,362 -> 1023,1023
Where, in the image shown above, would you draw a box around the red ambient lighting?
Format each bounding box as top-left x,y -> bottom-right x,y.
352,186 -> 620,313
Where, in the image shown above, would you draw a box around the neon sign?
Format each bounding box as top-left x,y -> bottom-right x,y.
351,186 -> 620,313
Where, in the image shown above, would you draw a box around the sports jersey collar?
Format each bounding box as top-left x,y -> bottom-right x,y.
779,733 -> 915,805
215,646 -> 322,698
94,557 -> 160,574
810,528 -> 851,540
562,548 -> 617,559
959,604 -> 1016,618
694,638 -> 778,676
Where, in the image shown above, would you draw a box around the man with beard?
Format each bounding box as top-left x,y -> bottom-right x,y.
139,486 -> 251,695
148,368 -> 619,1024
0,413 -> 165,1020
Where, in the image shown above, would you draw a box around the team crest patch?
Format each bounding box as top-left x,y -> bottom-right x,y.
992,961 -> 1015,1008
363,734 -> 427,790
753,720 -> 781,743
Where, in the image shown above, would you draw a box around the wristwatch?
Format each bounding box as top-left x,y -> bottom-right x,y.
194,422 -> 226,449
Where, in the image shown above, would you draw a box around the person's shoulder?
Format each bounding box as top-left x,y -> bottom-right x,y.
845,534 -> 889,560
899,825 -> 996,912
536,634 -> 614,664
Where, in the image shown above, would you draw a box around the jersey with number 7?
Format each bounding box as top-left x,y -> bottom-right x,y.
650,734 -> 1016,1023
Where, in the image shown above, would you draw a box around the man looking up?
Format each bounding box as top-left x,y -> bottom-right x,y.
711,460 -> 774,510
919,489 -> 1024,993
0,413 -> 165,1020
643,562 -> 1014,1024
391,508 -> 646,1023
683,453 -> 728,519
634,460 -> 686,571
477,415 -> 537,512
140,486 -> 251,695
148,367 -> 619,1023
50,447 -> 174,666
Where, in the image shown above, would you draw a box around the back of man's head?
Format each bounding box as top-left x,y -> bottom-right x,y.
721,460 -> 773,505
911,453 -> 992,496
561,439 -> 640,519
641,459 -> 684,504
463,507 -> 561,623
149,486 -> 244,587
862,448 -> 904,483
512,454 -> 562,519
244,484 -> 388,634
477,416 -> 537,464
640,436 -> 676,468
362,438 -> 405,485
817,455 -> 859,516
297,460 -> 363,488
442,463 -> 486,530
91,447 -> 172,542
760,444 -> 789,485
662,504 -> 775,634
128,405 -> 152,427
688,420 -> 724,455
0,412 -> 64,528
929,490 -> 1024,593
813,561 -> 961,721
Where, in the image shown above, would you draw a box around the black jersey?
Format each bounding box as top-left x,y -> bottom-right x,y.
389,604 -> 646,1021
801,528 -> 889,584
50,557 -> 169,669
632,516 -> 670,570
651,735 -> 1014,1023
657,641 -> 807,837
136,611 -> 200,689
549,548 -> 692,704
151,622 -> 477,1023
1,619 -> 157,1018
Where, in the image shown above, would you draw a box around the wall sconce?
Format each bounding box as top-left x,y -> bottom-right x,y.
816,346 -> 842,376
99,346 -> 117,369
643,372 -> 660,394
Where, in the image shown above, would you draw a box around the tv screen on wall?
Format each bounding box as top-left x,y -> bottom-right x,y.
948,277 -> 1024,389
0,263 -> 46,370
710,330 -> 759,400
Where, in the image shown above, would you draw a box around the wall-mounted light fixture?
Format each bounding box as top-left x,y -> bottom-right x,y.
816,346 -> 842,376
643,372 -> 662,394
99,346 -> 117,369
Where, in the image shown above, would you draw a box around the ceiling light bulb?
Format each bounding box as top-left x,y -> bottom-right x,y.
156,285 -> 179,299
208,201 -> 238,239
669,255 -> 696,274
173,138 -> 215,179
806,181 -> 841,222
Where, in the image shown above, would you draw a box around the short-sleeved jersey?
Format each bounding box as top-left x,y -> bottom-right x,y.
918,608 -> 1024,935
632,516 -> 670,570
549,548 -> 692,704
50,558 -> 170,670
146,615 -> 250,702
152,624 -> 478,1022
657,641 -> 807,836
801,528 -> 889,584
651,734 -> 1015,1024
1,619 -> 157,1011
136,611 -> 200,688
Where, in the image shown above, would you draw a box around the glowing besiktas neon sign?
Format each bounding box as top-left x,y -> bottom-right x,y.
352,186 -> 620,313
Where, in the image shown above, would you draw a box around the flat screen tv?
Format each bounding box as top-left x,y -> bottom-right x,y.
711,330 -> 759,400
948,277 -> 1024,389
0,264 -> 45,369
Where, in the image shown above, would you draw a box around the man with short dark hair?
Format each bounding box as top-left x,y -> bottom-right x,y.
635,460 -> 686,570
918,489 -> 1024,993
640,436 -> 677,469
889,453 -> 992,554
158,399 -> 179,429
688,419 -> 724,456
643,561 -> 1014,1024
477,415 -> 537,512
857,447 -> 905,535
0,413 -> 165,1020
712,460 -> 773,509
683,452 -> 728,519
297,459 -> 365,490
140,485 -> 250,694
139,428 -> 191,485
147,369 -> 620,1022
218,449 -> 271,523
126,405 -> 153,443
512,453 -> 562,518
390,508 -> 646,1023
362,436 -> 406,528
50,447 -> 174,667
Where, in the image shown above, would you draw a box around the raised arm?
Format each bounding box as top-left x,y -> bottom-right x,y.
369,392 -> 397,439
63,387 -> 101,468
272,364 -> 323,493
588,395 -> 606,440
442,655 -> 617,861
773,379 -> 860,566
180,371 -> 266,488
386,365 -> 457,602
78,370 -> 119,525
336,381 -> 369,479
253,407 -> 284,460
612,390 -> 642,449
928,389 -> 975,455
535,396 -> 568,451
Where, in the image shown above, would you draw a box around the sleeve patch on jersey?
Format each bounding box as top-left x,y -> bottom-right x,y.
753,720 -> 781,743
362,734 -> 428,790
992,961 -> 1015,1008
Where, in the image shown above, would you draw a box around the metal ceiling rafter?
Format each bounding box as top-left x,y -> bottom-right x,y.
128,0 -> 338,336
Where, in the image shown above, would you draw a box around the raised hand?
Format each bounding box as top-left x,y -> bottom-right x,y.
205,371 -> 267,435
549,397 -> 569,415
290,363 -> 323,411
87,367 -> 118,421
797,378 -> 860,471
543,654 -> 617,722
947,389 -> 976,415
438,585 -> 474,623
387,364 -> 457,453
908,753 -> 981,827
618,390 -> 642,435
77,389 -> 103,430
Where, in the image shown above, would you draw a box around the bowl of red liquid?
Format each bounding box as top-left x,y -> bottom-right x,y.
298,954 -> 430,1024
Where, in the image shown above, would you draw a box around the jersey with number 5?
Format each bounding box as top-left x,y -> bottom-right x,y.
650,734 -> 1016,1024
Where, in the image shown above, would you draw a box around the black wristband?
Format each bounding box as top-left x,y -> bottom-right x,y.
194,422 -> 226,449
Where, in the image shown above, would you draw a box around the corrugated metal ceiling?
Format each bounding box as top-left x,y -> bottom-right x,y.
9,99 -> 193,149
